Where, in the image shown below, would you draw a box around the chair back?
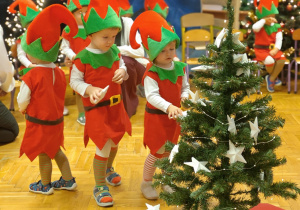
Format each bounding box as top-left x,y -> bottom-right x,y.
181,13 -> 214,62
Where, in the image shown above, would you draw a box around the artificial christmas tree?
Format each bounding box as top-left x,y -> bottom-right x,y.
153,0 -> 300,209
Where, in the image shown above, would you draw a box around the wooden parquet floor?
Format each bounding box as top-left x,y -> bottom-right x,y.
1,79 -> 300,210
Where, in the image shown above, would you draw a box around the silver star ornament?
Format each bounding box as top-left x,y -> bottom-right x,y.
227,115 -> 237,135
169,145 -> 179,163
225,140 -> 247,164
249,117 -> 260,144
146,203 -> 160,210
184,157 -> 211,173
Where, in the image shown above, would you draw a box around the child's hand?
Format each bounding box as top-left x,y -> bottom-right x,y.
270,47 -> 279,56
85,85 -> 103,104
64,56 -> 73,67
167,104 -> 183,120
181,97 -> 188,102
112,68 -> 126,84
19,109 -> 26,114
264,17 -> 277,25
28,64 -> 36,68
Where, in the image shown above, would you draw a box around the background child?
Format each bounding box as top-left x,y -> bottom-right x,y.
110,0 -> 148,118
69,0 -> 131,206
61,0 -> 90,125
130,11 -> 190,200
144,0 -> 169,19
17,4 -> 78,195
8,0 -> 40,70
253,0 -> 285,92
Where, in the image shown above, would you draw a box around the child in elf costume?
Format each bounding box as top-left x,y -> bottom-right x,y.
69,0 -> 131,206
130,11 -> 190,200
144,0 -> 169,19
61,0 -> 91,125
118,0 -> 133,18
8,0 -> 40,70
253,0 -> 285,93
17,4 -> 78,195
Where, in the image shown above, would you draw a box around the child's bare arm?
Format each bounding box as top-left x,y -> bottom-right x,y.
112,68 -> 127,84
167,104 -> 183,119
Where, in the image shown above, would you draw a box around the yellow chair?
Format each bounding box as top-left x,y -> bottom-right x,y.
181,13 -> 214,63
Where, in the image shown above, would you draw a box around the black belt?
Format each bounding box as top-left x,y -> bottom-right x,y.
25,114 -> 63,125
84,94 -> 122,111
254,44 -> 275,50
145,105 -> 167,115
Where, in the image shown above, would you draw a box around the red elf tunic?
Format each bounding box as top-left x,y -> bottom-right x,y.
74,45 -> 131,149
142,61 -> 186,154
20,66 -> 66,161
254,24 -> 285,62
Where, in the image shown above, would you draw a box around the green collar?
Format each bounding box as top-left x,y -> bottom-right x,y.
75,44 -> 120,69
264,23 -> 281,35
149,61 -> 186,84
64,26 -> 87,39
19,67 -> 34,76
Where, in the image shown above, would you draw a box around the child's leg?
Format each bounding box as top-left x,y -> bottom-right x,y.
76,94 -> 85,125
141,145 -> 165,200
39,153 -> 52,185
272,60 -> 285,81
106,142 -> 121,186
52,149 -> 77,190
93,141 -> 113,207
264,56 -> 276,92
29,153 -> 53,195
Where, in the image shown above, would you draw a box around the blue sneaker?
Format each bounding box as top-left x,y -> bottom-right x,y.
52,177 -> 77,190
274,78 -> 282,86
265,75 -> 275,92
106,167 -> 121,186
93,185 -> 113,207
29,180 -> 54,195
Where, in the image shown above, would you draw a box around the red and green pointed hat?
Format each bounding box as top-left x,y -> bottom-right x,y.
130,11 -> 179,61
82,0 -> 122,35
117,0 -> 133,17
66,0 -> 90,12
254,0 -> 279,19
21,4 -> 78,62
8,0 -> 40,28
144,0 -> 168,19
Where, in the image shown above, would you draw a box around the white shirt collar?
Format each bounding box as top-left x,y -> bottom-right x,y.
36,63 -> 56,68
154,61 -> 174,70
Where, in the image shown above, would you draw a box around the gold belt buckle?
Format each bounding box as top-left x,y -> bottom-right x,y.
269,44 -> 275,50
110,94 -> 121,106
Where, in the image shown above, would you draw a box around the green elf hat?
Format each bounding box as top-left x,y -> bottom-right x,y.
82,0 -> 122,36
8,0 -> 40,28
144,0 -> 169,19
66,0 -> 90,13
117,0 -> 133,17
130,11 -> 179,61
254,0 -> 279,19
21,4 -> 78,62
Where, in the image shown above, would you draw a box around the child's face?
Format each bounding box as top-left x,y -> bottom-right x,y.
73,6 -> 88,25
153,41 -> 176,68
88,28 -> 119,51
